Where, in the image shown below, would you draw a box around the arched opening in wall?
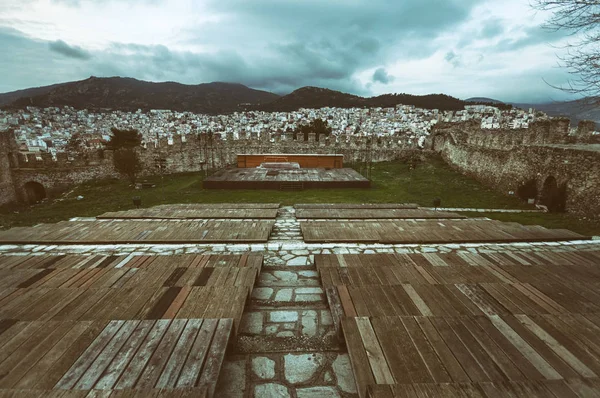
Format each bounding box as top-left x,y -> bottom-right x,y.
539,176 -> 567,212
23,181 -> 46,204
517,179 -> 538,202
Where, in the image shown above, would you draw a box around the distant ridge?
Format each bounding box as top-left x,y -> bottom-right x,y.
1,77 -> 280,114
0,83 -> 65,107
2,77 -> 595,122
258,86 -> 475,112
465,97 -> 505,104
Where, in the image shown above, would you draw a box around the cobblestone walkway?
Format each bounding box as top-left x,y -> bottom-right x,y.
216,206 -> 357,397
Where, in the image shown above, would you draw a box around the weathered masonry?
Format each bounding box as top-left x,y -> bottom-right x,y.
2,118 -> 599,218
0,131 -> 413,206
430,119 -> 600,217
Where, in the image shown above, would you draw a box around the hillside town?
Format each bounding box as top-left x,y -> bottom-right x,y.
0,104 -> 546,155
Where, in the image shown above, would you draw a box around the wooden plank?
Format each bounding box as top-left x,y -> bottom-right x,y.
156,318 -> 204,389
55,320 -> 125,389
73,320 -> 140,389
113,319 -> 171,389
342,317 -> 376,398
354,317 -> 394,385
197,318 -> 233,396
136,318 -> 188,389
176,319 -> 218,388
93,320 -> 156,390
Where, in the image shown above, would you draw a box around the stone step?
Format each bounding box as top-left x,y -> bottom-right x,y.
259,265 -> 317,272
238,309 -> 335,342
257,279 -> 321,288
263,255 -> 313,267
251,287 -> 325,305
215,353 -> 358,397
233,335 -> 342,354
257,269 -> 321,287
248,303 -> 329,311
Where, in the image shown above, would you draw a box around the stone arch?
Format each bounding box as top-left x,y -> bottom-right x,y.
539,176 -> 567,212
23,181 -> 46,204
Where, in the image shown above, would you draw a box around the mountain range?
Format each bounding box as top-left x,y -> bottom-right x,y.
1,77 -> 597,124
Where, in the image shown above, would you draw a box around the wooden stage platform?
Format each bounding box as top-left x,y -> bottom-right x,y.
296,208 -> 466,219
0,219 -> 275,244
203,168 -> 370,190
301,219 -> 588,244
99,206 -> 279,220
317,251 -> 600,397
0,253 -> 262,397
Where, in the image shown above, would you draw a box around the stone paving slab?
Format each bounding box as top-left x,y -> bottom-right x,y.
215,353 -> 358,397
251,287 -> 326,305
258,269 -> 321,287
239,309 -> 334,339
2,240 -> 598,257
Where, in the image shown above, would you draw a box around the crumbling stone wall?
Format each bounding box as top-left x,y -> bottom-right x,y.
0,131 -> 18,206
2,131 -> 419,205
431,120 -> 600,217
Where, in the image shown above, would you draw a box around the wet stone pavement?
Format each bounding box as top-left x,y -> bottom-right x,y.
215,206 -> 355,396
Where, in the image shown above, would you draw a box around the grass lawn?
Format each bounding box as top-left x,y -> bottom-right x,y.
3,155 -> 596,236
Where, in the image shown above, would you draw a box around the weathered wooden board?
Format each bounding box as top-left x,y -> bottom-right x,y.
295,203 -> 419,209
98,206 -> 278,219
203,167 -> 370,189
296,208 -> 465,219
346,315 -> 600,398
33,318 -> 231,394
0,220 -> 275,244
302,219 -> 588,243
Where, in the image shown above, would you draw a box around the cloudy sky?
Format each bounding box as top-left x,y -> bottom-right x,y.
0,0 -> 582,103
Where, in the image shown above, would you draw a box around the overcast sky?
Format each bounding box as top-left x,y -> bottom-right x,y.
0,0 -> 582,103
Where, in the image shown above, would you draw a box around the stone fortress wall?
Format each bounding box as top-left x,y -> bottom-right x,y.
0,131 -> 416,205
2,118 -> 599,218
429,119 -> 600,217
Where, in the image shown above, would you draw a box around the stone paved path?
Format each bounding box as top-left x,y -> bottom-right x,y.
216,206 -> 357,397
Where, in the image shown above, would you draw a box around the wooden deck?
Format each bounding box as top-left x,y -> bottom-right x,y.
0,220 -> 275,244
296,208 -> 465,219
203,168 -> 370,189
301,219 -> 588,243
0,253 -> 261,397
295,203 -> 419,209
148,203 -> 281,209
98,206 -> 279,219
317,252 -> 600,397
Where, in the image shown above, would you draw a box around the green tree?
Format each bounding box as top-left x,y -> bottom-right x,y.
104,128 -> 143,184
66,133 -> 85,153
294,118 -> 333,141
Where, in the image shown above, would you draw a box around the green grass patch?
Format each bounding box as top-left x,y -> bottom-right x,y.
0,155 -> 546,230
460,211 -> 600,237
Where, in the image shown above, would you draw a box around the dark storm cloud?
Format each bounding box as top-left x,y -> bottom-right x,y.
174,0 -> 484,94
48,39 -> 91,60
2,0 -> 486,95
0,0 -> 579,103
372,68 -> 394,84
0,28 -> 88,93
